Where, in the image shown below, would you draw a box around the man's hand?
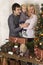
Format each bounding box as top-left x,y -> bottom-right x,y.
19,23 -> 29,28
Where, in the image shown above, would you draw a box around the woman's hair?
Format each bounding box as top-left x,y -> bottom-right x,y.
21,4 -> 27,10
27,4 -> 36,14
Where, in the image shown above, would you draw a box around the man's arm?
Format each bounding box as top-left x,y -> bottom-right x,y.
8,16 -> 22,33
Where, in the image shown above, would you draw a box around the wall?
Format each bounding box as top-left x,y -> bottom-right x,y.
11,0 -> 43,5
0,0 -> 43,46
0,0 -> 10,46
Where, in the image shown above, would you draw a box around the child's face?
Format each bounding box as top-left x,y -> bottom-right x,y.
22,5 -> 27,13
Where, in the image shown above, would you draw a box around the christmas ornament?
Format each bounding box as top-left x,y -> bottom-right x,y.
20,44 -> 27,56
34,44 -> 43,62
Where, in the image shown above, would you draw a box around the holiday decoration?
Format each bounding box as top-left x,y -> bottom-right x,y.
20,44 -> 27,56
34,45 -> 43,62
34,4 -> 43,62
12,42 -> 20,55
1,42 -> 14,53
9,37 -> 27,44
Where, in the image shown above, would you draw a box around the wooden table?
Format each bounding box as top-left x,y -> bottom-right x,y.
0,52 -> 43,65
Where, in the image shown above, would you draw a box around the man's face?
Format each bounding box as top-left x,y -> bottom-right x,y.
14,7 -> 21,15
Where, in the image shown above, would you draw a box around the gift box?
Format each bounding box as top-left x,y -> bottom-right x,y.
9,37 -> 27,44
34,45 -> 43,61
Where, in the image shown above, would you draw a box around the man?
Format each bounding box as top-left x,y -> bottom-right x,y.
8,3 -> 29,65
8,3 -> 28,37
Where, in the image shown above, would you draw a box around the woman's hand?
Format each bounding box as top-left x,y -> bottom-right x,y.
19,23 -> 29,28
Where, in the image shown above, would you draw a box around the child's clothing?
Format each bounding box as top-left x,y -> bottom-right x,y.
19,12 -> 28,24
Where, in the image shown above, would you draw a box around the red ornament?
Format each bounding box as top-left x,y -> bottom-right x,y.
34,46 -> 43,62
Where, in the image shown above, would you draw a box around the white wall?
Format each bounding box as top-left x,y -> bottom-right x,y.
0,0 -> 10,46
0,0 -> 43,46
11,0 -> 43,5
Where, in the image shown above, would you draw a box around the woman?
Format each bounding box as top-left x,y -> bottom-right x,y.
22,5 -> 38,38
22,5 -> 38,65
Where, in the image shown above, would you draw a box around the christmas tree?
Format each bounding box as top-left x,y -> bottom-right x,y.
34,4 -> 43,50
34,4 -> 43,61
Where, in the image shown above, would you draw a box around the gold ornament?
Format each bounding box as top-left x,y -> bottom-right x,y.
40,33 -> 43,36
34,38 -> 39,42
20,44 -> 27,54
39,43 -> 42,45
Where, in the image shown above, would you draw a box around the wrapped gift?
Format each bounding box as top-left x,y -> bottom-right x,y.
9,37 -> 27,44
34,45 -> 43,61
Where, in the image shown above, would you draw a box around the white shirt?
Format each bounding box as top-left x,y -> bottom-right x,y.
22,14 -> 37,38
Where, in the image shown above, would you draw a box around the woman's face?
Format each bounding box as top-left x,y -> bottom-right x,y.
27,6 -> 35,16
30,6 -> 35,14
27,7 -> 32,17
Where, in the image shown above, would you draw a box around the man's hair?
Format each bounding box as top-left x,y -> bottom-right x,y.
12,3 -> 21,10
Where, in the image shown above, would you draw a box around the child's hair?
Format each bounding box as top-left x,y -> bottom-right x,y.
21,4 -> 27,10
21,4 -> 26,7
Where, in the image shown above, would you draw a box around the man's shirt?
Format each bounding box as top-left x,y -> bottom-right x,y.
8,14 -> 22,37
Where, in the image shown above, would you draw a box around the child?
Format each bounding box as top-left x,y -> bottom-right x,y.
19,4 -> 28,24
